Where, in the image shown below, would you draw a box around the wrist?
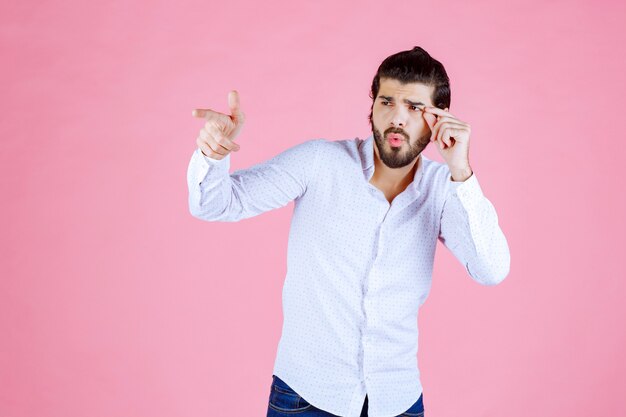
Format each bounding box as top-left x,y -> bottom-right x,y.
450,165 -> 473,182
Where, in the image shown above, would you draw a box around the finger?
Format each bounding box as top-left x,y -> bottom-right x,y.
436,136 -> 445,150
421,110 -> 437,134
435,123 -> 453,148
429,116 -> 461,142
192,108 -> 221,119
441,126 -> 453,147
205,123 -> 240,151
205,134 -> 231,156
433,121 -> 466,146
203,125 -> 240,152
196,137 -> 226,159
439,123 -> 468,148
432,133 -> 444,150
430,117 -> 444,142
193,108 -> 235,131
198,130 -> 228,156
432,123 -> 444,149
430,115 -> 468,127
424,106 -> 455,119
199,144 -> 225,159
201,129 -> 239,154
228,90 -> 245,124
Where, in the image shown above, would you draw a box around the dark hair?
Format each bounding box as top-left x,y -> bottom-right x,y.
368,46 -> 450,127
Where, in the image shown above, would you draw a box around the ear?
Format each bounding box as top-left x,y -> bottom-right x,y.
444,107 -> 449,112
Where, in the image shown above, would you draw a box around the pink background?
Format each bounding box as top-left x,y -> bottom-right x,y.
2,0 -> 625,416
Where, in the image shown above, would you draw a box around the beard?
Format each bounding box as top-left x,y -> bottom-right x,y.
372,124 -> 431,169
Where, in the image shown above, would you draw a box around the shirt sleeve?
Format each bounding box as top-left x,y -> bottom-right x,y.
438,170 -> 511,285
186,139 -> 322,222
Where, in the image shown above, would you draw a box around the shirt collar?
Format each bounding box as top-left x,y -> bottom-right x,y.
359,133 -> 425,192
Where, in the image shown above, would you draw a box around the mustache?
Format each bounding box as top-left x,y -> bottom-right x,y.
384,128 -> 408,140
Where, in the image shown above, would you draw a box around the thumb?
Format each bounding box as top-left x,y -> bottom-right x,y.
422,110 -> 436,131
228,90 -> 244,124
422,111 -> 438,140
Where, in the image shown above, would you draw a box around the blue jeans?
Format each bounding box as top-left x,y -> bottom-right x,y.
267,374 -> 424,417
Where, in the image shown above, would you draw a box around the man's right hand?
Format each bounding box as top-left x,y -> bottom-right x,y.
192,90 -> 246,160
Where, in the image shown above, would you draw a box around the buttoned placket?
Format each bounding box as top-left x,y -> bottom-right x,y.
360,185 -> 391,387
352,136 -> 427,414
358,150 -> 423,393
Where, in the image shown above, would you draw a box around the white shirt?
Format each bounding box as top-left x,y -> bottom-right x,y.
187,134 -> 510,417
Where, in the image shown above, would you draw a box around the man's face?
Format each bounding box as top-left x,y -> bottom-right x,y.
371,78 -> 436,169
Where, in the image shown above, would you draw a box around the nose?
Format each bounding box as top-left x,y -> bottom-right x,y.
390,105 -> 408,128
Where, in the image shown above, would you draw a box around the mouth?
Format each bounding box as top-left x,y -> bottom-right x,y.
386,133 -> 405,147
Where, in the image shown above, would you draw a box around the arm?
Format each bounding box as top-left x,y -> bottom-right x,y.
438,171 -> 511,285
186,139 -> 322,222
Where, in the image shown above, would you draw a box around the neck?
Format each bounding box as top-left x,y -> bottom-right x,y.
371,145 -> 420,190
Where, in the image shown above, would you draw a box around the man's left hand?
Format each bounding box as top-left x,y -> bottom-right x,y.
422,106 -> 473,182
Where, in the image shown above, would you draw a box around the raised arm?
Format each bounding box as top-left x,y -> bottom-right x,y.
438,171 -> 511,285
186,90 -> 321,222
420,105 -> 510,285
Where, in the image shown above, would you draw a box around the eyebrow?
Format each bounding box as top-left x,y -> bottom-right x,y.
379,96 -> 425,107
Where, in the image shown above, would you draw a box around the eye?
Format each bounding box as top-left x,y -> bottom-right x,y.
381,101 -> 391,106
410,105 -> 419,111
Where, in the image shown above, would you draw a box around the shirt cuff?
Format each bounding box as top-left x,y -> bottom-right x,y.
196,148 -> 230,166
448,171 -> 485,205
191,148 -> 231,186
197,147 -> 231,166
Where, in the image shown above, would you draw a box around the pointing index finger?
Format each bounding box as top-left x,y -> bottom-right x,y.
424,106 -> 454,119
192,108 -> 234,129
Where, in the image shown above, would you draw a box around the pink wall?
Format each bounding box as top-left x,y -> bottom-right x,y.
2,0 -> 625,416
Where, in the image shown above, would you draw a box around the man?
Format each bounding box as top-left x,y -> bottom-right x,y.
187,46 -> 510,417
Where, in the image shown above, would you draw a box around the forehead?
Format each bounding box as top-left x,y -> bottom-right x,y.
377,77 -> 434,104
